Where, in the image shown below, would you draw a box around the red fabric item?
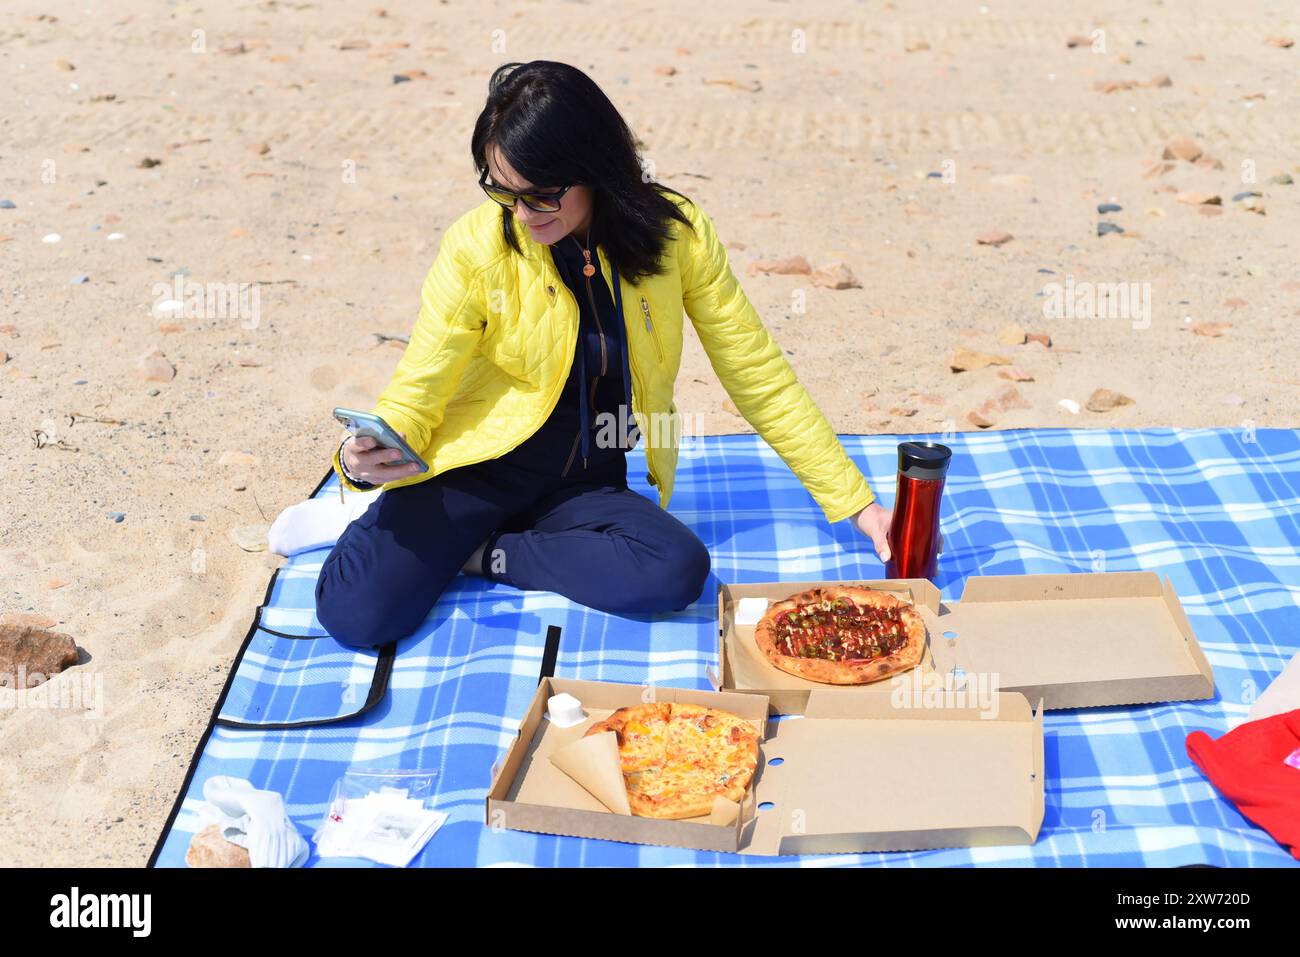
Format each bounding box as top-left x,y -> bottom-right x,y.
1186,708 -> 1300,860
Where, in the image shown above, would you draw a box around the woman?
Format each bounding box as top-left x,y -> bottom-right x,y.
316,60 -> 892,650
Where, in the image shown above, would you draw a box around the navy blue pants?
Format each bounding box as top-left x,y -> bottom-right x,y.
315,454 -> 711,649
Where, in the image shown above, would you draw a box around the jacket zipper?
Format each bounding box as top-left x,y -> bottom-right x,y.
561,240 -> 612,476
640,296 -> 664,363
553,252 -> 659,490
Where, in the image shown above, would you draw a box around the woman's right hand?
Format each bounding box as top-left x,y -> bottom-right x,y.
342,432 -> 424,484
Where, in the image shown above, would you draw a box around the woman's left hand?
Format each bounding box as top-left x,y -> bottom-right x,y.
853,502 -> 893,563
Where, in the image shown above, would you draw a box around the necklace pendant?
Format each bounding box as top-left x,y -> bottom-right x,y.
582,263 -> 595,277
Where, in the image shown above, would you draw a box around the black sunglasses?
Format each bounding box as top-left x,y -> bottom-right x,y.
478,168 -> 575,214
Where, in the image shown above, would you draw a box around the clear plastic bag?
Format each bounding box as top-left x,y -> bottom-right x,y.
313,768 -> 444,866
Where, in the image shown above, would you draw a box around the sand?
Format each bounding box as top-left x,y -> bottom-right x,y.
1,0 -> 1297,865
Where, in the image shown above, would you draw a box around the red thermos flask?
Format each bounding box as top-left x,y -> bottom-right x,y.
884,441 -> 952,581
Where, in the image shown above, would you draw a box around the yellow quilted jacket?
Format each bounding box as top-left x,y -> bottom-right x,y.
333,193 -> 877,524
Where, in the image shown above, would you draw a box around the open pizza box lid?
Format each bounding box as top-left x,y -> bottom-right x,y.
715,571 -> 1215,714
486,677 -> 1044,856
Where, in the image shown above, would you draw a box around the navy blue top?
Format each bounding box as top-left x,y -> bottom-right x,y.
493,226 -> 639,477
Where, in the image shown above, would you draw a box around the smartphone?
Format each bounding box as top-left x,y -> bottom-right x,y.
332,408 -> 429,473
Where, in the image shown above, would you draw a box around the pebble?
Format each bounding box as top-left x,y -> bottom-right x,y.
1025,332 -> 1053,347
1190,322 -> 1231,337
42,233 -> 61,243
1097,203 -> 1123,214
232,524 -> 270,552
997,323 -> 1026,346
1058,398 -> 1081,415
136,347 -> 176,382
746,256 -> 811,276
949,347 -> 1011,372
70,274 -> 89,284
992,384 -> 1031,411
976,231 -> 1014,246
1271,173 -> 1294,185
1232,191 -> 1262,202
392,74 -> 411,84
0,200 -> 15,209
106,232 -> 125,241
106,512 -> 125,523
1238,196 -> 1266,215
1177,192 -> 1221,206
74,379 -> 87,385
147,387 -> 160,396
1162,136 -> 1202,162
1097,221 -> 1124,236
1086,388 -> 1134,412
190,514 -> 205,522
809,261 -> 861,289
997,366 -> 1035,382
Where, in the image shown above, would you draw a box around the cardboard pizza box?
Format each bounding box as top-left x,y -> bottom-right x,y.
485,677 -> 1044,856
715,571 -> 1215,714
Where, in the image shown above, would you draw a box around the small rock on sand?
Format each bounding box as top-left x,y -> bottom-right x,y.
809,262 -> 861,289
949,347 -> 1012,372
232,524 -> 270,552
997,323 -> 1026,346
0,624 -> 79,688
976,231 -> 1014,247
992,385 -> 1032,410
1177,192 -> 1221,206
1086,388 -> 1134,412
136,347 -> 176,382
997,365 -> 1035,382
746,256 -> 811,276
1162,136 -> 1202,162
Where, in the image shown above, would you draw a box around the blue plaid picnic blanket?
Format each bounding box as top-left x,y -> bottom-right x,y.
150,428 -> 1300,867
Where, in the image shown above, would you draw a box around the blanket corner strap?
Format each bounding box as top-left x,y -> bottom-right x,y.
213,641 -> 398,731
538,624 -> 562,685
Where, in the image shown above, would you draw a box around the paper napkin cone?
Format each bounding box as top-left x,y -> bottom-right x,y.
549,731 -> 631,816
709,795 -> 740,826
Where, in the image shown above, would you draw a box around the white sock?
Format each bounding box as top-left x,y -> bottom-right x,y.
268,491 -> 380,557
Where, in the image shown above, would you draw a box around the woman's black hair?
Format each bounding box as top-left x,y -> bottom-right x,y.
471,60 -> 694,283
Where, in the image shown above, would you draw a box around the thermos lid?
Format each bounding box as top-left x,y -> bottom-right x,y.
897,441 -> 952,481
